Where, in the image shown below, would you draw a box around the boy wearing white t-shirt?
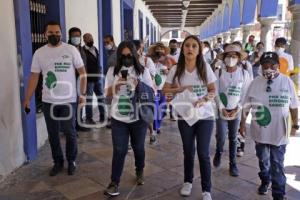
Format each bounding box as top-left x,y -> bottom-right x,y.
240,52 -> 299,200
23,22 -> 87,176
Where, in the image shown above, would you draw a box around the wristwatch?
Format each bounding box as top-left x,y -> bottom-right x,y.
292,124 -> 299,130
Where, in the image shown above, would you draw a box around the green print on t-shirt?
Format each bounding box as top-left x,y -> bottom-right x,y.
118,95 -> 131,116
219,92 -> 228,107
255,105 -> 272,127
54,62 -> 71,72
192,85 -> 207,97
227,85 -> 242,97
154,74 -> 162,86
45,71 -> 57,89
269,95 -> 289,107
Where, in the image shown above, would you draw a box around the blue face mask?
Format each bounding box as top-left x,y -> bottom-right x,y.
71,37 -> 81,46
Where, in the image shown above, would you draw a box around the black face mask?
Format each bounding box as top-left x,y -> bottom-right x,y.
155,52 -> 164,59
121,55 -> 134,67
86,41 -> 94,47
47,35 -> 61,46
170,48 -> 177,55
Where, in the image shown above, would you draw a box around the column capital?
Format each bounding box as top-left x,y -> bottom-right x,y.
258,17 -> 277,25
222,31 -> 231,37
289,4 -> 300,13
241,24 -> 255,31
230,28 -> 241,34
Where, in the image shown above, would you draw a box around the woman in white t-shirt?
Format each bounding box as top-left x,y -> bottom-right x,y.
213,44 -> 251,177
163,35 -> 217,200
104,41 -> 153,197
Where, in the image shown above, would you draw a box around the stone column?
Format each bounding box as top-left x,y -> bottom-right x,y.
230,28 -> 240,42
258,17 -> 276,51
241,24 -> 254,44
289,4 -> 300,94
222,31 -> 231,43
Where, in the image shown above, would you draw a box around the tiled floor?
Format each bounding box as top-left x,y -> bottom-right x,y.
0,119 -> 299,200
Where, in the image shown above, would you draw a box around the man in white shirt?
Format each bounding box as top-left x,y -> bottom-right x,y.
23,21 -> 87,176
240,52 -> 299,200
168,39 -> 180,63
275,37 -> 294,76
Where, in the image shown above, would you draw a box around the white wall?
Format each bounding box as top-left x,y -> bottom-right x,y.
65,0 -> 99,48
0,0 -> 25,181
133,0 -> 160,41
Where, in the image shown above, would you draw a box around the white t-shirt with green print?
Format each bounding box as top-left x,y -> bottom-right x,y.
166,63 -> 217,124
31,43 -> 84,104
243,74 -> 299,146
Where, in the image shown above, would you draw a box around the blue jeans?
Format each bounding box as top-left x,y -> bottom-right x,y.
178,119 -> 214,192
86,81 -> 105,120
43,103 -> 77,164
215,114 -> 240,164
153,90 -> 166,132
111,118 -> 148,184
255,143 -> 286,199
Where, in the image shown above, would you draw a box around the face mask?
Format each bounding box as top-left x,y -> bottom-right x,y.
155,52 -> 164,59
48,35 -> 61,46
71,37 -> 81,46
263,68 -> 278,79
170,48 -> 177,55
225,57 -> 238,67
86,41 -> 94,47
275,47 -> 285,54
105,44 -> 112,50
122,55 -> 134,67
203,47 -> 209,54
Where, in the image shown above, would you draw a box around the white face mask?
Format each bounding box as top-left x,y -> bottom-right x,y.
225,57 -> 238,67
105,44 -> 113,50
71,37 -> 81,46
275,47 -> 285,54
203,47 -> 209,55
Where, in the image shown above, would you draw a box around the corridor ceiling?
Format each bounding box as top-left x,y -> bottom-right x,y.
143,0 -> 222,27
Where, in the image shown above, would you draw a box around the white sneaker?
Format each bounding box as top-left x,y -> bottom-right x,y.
202,192 -> 212,200
180,182 -> 192,196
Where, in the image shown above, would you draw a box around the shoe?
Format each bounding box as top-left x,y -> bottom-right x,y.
257,182 -> 269,195
202,192 -> 212,200
104,182 -> 120,196
86,118 -> 96,125
49,163 -> 64,176
213,152 -> 222,168
273,197 -> 285,200
229,163 -> 239,177
68,162 -> 76,175
180,182 -> 192,196
76,125 -> 91,132
150,135 -> 158,145
136,170 -> 145,185
236,148 -> 244,157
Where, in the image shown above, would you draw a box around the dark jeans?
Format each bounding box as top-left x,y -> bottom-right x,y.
178,119 -> 214,192
43,102 -> 77,164
255,143 -> 286,199
153,90 -> 166,131
86,81 -> 105,120
215,114 -> 240,164
111,118 -> 148,184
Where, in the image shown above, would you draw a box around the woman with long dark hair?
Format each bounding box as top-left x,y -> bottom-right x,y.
104,41 -> 153,196
163,35 -> 216,200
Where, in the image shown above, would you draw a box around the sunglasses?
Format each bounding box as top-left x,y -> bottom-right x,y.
121,54 -> 133,59
266,79 -> 273,93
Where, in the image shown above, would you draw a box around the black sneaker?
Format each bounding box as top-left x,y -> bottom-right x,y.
258,182 -> 269,195
86,118 -> 96,125
49,163 -> 64,176
213,153 -> 222,168
229,163 -> 239,177
76,124 -> 91,132
104,182 -> 120,196
68,162 -> 76,175
150,135 -> 158,145
136,170 -> 145,185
